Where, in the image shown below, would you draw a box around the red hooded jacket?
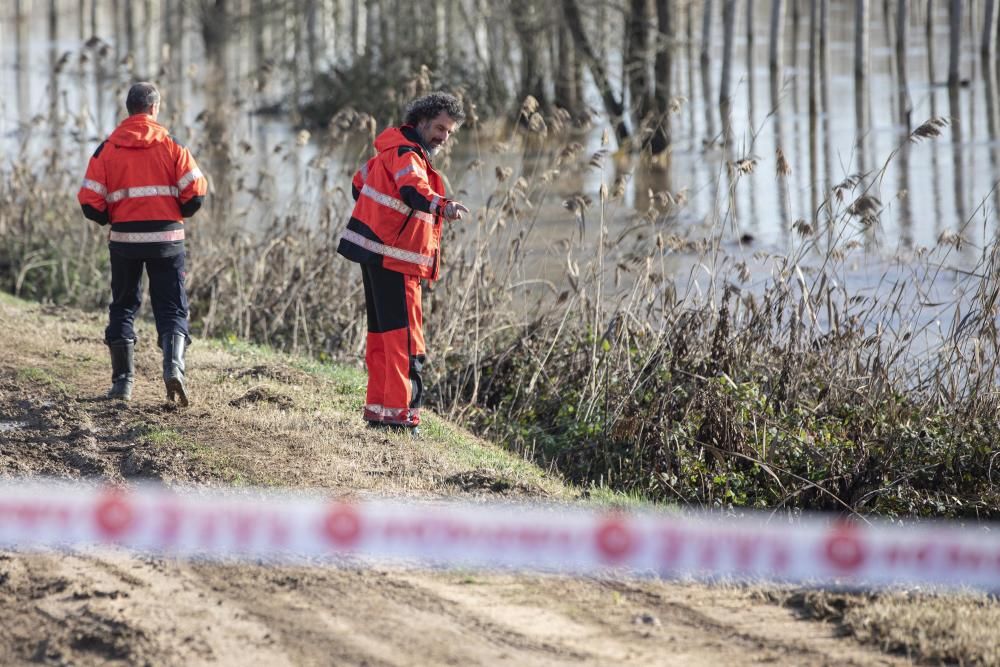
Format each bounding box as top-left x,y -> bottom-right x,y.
78,114 -> 207,254
336,125 -> 455,280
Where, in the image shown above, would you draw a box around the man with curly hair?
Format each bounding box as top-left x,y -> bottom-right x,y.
337,92 -> 469,435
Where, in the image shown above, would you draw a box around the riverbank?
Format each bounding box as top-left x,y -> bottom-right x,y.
1,293 -> 999,665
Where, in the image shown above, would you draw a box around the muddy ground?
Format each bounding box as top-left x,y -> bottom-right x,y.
0,295 -> 993,666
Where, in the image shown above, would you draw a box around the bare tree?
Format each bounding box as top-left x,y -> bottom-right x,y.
555,21 -> 583,111
720,0 -> 737,108
562,0 -> 629,140
896,0 -> 911,127
948,0 -> 962,88
651,0 -> 675,154
769,0 -> 785,74
626,0 -> 651,123
983,0 -> 999,57
200,0 -> 229,64
855,0 -> 869,81
700,0 -> 714,66
511,0 -> 548,108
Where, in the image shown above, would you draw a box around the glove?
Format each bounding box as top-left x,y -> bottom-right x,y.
443,201 -> 469,221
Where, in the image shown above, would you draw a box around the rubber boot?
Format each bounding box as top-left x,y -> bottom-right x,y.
106,339 -> 134,400
162,333 -> 189,407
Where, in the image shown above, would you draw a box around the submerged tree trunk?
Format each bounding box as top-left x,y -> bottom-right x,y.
651,0 -> 674,154
983,0 -> 999,57
124,0 -> 135,64
818,0 -> 829,108
896,0 -> 911,128
720,0 -> 737,108
808,0 -> 819,119
770,0 -> 785,74
948,0 -> 962,88
143,0 -> 153,75
626,0 -> 651,124
700,0 -> 714,66
511,0 -> 548,108
855,0 -> 869,81
555,21 -> 582,112
305,0 -> 318,80
350,0 -> 363,58
790,0 -> 801,71
926,0 -> 936,82
562,0 -> 629,140
201,0 -> 229,64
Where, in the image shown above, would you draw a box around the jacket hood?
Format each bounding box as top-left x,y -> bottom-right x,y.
374,126 -> 429,159
108,114 -> 169,148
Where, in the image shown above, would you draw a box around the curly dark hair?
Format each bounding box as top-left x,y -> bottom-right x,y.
403,92 -> 466,126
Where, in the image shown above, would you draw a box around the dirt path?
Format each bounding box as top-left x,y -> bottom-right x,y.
0,296 -> 911,666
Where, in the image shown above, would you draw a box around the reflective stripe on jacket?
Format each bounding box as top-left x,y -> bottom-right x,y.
336,126 -> 452,281
77,114 -> 207,248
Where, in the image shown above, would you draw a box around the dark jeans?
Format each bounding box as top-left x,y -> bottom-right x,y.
105,248 -> 190,347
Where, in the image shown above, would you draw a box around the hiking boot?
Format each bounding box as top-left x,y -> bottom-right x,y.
106,339 -> 134,400
162,333 -> 189,407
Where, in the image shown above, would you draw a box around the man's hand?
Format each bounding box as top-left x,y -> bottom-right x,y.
443,201 -> 469,221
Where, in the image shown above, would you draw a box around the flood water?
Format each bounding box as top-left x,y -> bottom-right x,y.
2,0 -> 997,268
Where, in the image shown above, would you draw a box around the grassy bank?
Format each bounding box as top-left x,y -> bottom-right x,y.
0,289 -> 564,497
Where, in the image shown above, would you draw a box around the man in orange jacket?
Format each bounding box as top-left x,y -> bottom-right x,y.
337,92 -> 469,434
78,82 -> 208,405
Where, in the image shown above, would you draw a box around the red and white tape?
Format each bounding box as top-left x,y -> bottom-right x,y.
1,481 -> 998,590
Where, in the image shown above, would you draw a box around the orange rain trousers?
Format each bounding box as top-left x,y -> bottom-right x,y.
360,263 -> 425,427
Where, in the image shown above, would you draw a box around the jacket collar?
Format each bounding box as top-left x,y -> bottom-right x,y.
401,125 -> 433,163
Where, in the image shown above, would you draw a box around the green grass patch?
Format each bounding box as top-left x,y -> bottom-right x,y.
419,412 -> 571,498
0,291 -> 27,307
131,420 -> 285,487
16,366 -> 71,394
582,484 -> 661,510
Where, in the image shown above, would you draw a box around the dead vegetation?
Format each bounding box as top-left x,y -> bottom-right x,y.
776,588 -> 1000,665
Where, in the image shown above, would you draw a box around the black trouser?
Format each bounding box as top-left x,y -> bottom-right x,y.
105,247 -> 190,346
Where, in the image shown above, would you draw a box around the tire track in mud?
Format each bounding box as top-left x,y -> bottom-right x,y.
0,551 -> 295,666
182,564 -> 583,666
595,579 -> 910,666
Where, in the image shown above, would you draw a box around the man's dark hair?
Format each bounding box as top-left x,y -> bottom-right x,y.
403,92 -> 466,127
126,82 -> 160,115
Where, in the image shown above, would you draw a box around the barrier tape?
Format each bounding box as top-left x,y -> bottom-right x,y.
1,481 -> 998,590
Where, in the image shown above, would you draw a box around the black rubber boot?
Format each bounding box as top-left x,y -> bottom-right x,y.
162,333 -> 189,407
107,339 -> 134,401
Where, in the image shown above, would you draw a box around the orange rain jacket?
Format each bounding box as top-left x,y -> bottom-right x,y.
78,114 -> 207,256
336,125 -> 455,280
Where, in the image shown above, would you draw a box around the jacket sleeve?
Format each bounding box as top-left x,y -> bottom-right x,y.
388,150 -> 450,216
174,145 -> 208,218
78,145 -> 110,225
